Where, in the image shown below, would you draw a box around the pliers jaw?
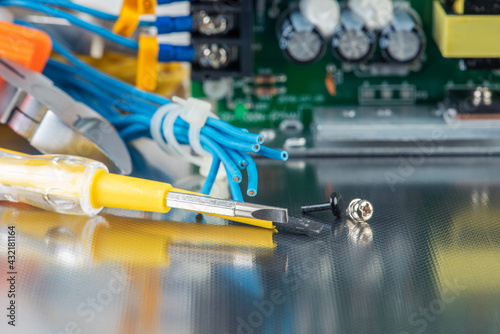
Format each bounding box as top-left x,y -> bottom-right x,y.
0,57 -> 132,175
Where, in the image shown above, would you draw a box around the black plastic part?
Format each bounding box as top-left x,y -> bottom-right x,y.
191,1 -> 253,80
463,0 -> 500,14
462,58 -> 500,70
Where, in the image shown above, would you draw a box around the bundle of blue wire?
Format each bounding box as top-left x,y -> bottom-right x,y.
10,17 -> 288,202
0,0 -> 195,61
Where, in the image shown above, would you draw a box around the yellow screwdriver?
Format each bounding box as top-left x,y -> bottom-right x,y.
0,148 -> 303,231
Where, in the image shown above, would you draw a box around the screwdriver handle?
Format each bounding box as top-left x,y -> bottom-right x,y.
0,148 -> 107,215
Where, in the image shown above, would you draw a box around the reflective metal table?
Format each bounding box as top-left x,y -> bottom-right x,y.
1,130 -> 500,334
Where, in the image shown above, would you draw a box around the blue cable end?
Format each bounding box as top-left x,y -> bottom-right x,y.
247,189 -> 257,197
251,144 -> 261,153
238,160 -> 247,169
257,134 -> 265,145
281,151 -> 289,161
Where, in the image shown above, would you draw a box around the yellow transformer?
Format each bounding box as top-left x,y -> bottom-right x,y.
433,0 -> 500,58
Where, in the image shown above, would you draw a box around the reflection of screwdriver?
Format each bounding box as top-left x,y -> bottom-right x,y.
0,207 -> 277,265
0,148 -> 290,229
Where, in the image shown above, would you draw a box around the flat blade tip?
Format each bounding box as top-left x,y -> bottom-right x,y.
251,208 -> 288,223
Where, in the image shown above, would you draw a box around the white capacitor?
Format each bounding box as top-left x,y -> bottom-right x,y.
299,0 -> 340,37
348,0 -> 394,30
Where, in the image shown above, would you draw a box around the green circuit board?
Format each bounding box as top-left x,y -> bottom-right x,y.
192,0 -> 500,128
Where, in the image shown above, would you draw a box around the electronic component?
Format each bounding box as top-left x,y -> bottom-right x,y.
348,0 -> 394,30
379,10 -> 426,64
461,58 -> 500,70
194,43 -> 236,69
299,0 -> 340,37
277,10 -> 326,65
331,9 -> 376,63
433,1 -> 500,58
252,75 -> 287,85
191,0 -> 252,79
193,10 -> 235,36
444,86 -> 500,120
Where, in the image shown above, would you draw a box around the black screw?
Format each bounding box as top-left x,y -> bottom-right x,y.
301,192 -> 344,218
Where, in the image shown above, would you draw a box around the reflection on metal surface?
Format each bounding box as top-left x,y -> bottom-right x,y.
345,219 -> 373,245
2,156 -> 500,333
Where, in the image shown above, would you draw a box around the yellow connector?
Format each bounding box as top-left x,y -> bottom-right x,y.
136,34 -> 159,91
113,0 -> 156,37
433,1 -> 500,58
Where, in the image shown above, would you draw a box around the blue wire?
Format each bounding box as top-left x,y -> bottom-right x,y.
120,123 -> 150,142
200,155 -> 220,195
32,0 -> 119,21
206,118 -> 264,144
169,126 -> 242,184
228,177 -> 244,202
174,118 -> 261,153
257,146 -> 289,161
4,1 -> 139,49
14,19 -> 166,108
226,149 -> 247,170
44,35 -> 170,106
241,152 -> 258,197
199,137 -> 242,184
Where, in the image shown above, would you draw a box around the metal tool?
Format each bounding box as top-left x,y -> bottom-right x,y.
301,192 -> 344,218
166,192 -> 288,223
0,57 -> 132,175
347,199 -> 373,223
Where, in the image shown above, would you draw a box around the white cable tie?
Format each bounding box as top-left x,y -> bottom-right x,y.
163,106 -> 203,166
172,96 -> 217,157
151,103 -> 203,166
150,103 -> 180,157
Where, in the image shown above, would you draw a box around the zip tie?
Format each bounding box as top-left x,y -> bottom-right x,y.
151,103 -> 203,166
172,96 -> 217,158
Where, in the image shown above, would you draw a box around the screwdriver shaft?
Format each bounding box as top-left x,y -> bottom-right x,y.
165,192 -> 288,223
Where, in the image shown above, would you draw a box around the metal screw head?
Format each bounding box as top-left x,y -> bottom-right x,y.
347,199 -> 373,223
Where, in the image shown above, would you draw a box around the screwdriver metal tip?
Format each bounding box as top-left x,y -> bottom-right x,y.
251,208 -> 288,224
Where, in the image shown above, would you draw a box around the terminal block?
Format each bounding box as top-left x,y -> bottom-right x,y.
191,0 -> 252,80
